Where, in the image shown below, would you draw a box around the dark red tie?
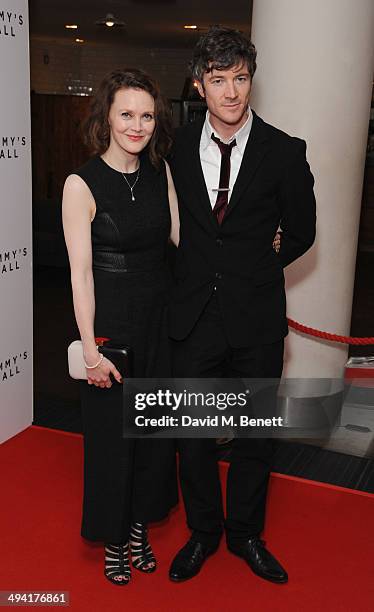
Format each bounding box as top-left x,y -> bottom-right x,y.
211,133 -> 237,224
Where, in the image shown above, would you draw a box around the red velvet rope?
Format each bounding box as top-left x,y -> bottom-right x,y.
287,319 -> 374,345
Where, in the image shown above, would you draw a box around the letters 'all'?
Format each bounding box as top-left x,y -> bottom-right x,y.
0,26 -> 15,36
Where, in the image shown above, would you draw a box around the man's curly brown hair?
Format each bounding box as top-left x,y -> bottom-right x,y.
191,26 -> 257,84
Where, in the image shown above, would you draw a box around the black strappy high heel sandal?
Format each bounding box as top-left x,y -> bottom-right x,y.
104,542 -> 131,585
130,523 -> 156,573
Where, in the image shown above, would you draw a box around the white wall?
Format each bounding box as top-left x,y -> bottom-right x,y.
251,0 -> 374,379
0,1 -> 33,443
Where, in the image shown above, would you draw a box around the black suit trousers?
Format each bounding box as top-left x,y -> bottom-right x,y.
171,292 -> 284,545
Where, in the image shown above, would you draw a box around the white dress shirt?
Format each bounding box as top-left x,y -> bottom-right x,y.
200,107 -> 253,208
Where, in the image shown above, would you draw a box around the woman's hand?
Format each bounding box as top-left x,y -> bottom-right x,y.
273,230 -> 282,254
86,356 -> 123,388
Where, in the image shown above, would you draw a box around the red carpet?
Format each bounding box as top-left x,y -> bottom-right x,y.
1,426 -> 373,612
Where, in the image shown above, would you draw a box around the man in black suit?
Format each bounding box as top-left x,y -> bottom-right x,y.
168,26 -> 316,583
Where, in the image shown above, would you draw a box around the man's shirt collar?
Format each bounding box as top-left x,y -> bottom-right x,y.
201,107 -> 253,154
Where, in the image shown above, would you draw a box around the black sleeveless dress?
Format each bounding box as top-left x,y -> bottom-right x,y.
74,153 -> 177,543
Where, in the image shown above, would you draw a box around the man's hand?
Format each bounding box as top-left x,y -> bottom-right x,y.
273,230 -> 282,254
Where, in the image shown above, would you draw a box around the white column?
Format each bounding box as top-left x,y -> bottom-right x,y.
0,1 -> 33,443
251,0 -> 374,379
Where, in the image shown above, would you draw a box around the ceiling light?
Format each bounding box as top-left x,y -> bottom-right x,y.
95,13 -> 126,28
75,38 -> 84,43
184,25 -> 197,30
65,24 -> 78,30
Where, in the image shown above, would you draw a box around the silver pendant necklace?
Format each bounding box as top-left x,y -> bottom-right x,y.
121,164 -> 141,202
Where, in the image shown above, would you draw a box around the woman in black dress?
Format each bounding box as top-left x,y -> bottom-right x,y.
62,69 -> 179,585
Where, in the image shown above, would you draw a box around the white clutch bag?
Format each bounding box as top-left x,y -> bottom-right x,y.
67,340 -> 132,380
67,340 -> 88,380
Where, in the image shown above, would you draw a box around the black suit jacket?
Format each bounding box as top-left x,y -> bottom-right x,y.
168,111 -> 316,347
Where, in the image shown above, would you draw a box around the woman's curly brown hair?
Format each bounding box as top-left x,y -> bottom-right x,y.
83,68 -> 173,168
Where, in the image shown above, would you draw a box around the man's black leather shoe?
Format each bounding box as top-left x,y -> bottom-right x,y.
227,537 -> 288,583
169,538 -> 219,582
